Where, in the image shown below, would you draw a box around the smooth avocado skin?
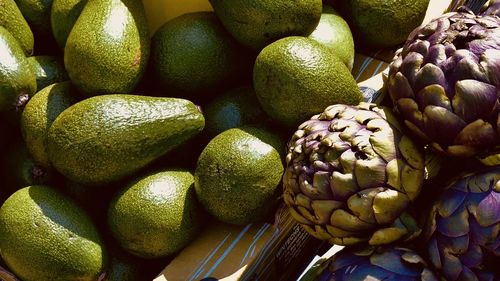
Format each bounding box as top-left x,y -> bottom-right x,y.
194,126 -> 284,225
64,0 -> 150,96
0,185 -> 107,281
50,0 -> 87,48
209,0 -> 322,50
0,0 -> 34,55
27,56 -> 69,90
47,94 -> 205,185
21,81 -> 79,167
108,170 -> 203,258
0,26 -> 37,112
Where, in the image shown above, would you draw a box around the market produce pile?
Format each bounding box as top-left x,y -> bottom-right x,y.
0,0 -> 498,280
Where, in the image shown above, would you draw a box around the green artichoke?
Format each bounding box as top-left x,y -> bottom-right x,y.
424,166 -> 500,281
300,246 -> 438,281
386,8 -> 500,159
283,102 -> 425,246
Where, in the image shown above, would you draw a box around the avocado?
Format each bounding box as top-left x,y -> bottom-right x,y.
0,142 -> 55,195
47,94 -> 205,185
0,185 -> 107,281
0,26 -> 37,112
204,85 -> 268,138
27,56 -> 69,90
253,36 -> 362,128
151,12 -> 253,98
64,0 -> 150,96
340,0 -> 430,48
108,169 -> 204,258
209,0 -> 322,50
308,5 -> 355,70
21,81 -> 80,167
14,0 -> 53,36
194,126 -> 284,225
50,0 -> 87,48
0,0 -> 34,55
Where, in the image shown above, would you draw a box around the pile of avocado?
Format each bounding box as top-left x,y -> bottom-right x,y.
0,0 -> 430,280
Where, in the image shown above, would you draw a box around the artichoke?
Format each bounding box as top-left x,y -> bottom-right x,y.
386,8 -> 500,159
424,166 -> 500,281
283,102 -> 425,246
482,0 -> 500,16
301,246 -> 438,281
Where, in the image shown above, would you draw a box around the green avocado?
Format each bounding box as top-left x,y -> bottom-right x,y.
15,0 -> 53,35
204,85 -> 268,138
0,0 -> 34,55
0,185 -> 107,281
47,94 -> 205,185
0,142 -> 55,195
64,0 -> 150,96
340,0 -> 430,48
108,169 -> 204,258
151,12 -> 252,98
0,26 -> 37,112
209,0 -> 322,50
27,56 -> 69,90
50,0 -> 87,48
21,81 -> 80,167
194,126 -> 284,225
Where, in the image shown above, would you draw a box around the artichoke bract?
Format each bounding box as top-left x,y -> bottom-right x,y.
387,8 -> 500,159
283,102 -> 425,246
305,246 -> 438,281
424,167 -> 500,281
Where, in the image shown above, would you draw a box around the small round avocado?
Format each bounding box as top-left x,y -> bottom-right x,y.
108,169 -> 204,258
204,85 -> 268,138
194,126 -> 284,225
150,12 -> 252,98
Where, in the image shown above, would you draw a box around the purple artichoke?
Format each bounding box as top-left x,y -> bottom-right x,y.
482,0 -> 500,17
424,166 -> 500,281
386,8 -> 500,159
283,102 -> 425,246
300,246 -> 438,281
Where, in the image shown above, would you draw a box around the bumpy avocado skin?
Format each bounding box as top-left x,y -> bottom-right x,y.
209,0 -> 322,50
47,95 -> 205,185
64,0 -> 150,96
0,26 -> 37,112
0,0 -> 34,55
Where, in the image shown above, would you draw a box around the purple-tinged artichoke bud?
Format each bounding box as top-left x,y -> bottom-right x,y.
283,102 -> 425,246
424,166 -> 500,281
302,246 -> 438,281
387,8 -> 500,160
482,0 -> 500,17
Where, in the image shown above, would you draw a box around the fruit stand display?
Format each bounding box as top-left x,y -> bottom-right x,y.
0,0 -> 498,281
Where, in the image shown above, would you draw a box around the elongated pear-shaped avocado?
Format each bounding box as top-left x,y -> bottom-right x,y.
0,0 -> 34,55
64,0 -> 150,96
47,95 -> 205,185
0,26 -> 36,112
